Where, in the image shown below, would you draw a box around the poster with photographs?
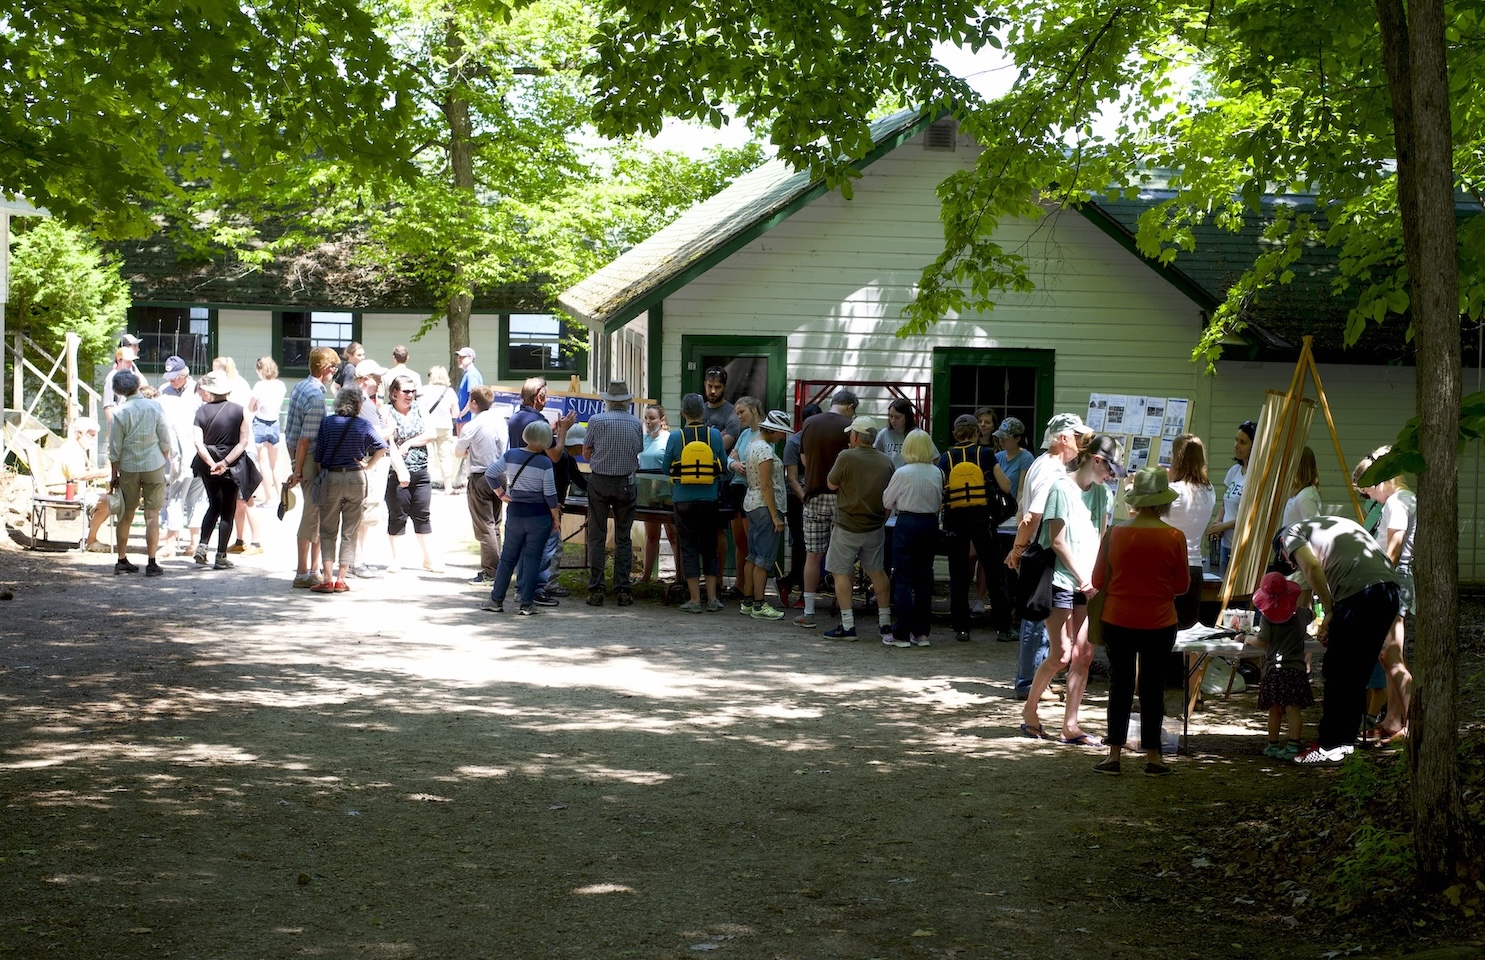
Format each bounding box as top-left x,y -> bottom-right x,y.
1162,399 -> 1189,439
1158,437 -> 1175,467
1128,435 -> 1153,472
1141,398 -> 1166,437
1086,395 -> 1108,432
1087,394 -> 1193,470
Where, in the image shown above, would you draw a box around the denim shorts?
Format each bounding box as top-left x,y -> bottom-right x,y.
1051,586 -> 1088,610
746,505 -> 782,569
252,418 -> 281,445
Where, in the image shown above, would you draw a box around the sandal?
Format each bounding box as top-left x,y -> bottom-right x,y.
1057,733 -> 1103,748
1019,723 -> 1047,740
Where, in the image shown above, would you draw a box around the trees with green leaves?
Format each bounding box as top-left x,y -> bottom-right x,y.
165,0 -> 763,358
586,0 -> 1481,885
4,218 -> 129,422
0,0 -> 420,237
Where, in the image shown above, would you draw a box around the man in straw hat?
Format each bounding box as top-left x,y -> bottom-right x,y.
583,380 -> 645,606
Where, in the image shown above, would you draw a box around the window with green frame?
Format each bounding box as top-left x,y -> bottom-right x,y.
130,306 -> 214,374
931,347 -> 1055,451
498,313 -> 588,381
275,311 -> 360,376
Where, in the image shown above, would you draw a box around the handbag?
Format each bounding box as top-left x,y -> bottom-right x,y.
1086,529 -> 1113,646
1015,522 -> 1056,622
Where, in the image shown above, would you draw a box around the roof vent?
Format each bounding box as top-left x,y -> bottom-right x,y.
923,118 -> 957,152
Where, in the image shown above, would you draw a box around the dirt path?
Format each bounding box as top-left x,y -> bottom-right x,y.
0,495 -> 1478,958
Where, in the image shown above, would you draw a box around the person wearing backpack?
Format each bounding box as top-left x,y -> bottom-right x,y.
936,414 -> 1014,642
663,393 -> 729,612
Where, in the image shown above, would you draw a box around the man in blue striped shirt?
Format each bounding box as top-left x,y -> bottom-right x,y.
285,347 -> 338,588
583,381 -> 645,606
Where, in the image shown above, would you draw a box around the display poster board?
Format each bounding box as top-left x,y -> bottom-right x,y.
1086,394 -> 1191,471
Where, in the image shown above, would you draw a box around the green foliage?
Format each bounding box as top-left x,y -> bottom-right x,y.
1324,752 -> 1413,912
585,0 -> 1485,357
167,0 -> 766,338
5,219 -> 127,374
3,219 -> 127,425
0,0 -> 421,236
1357,390 -> 1485,485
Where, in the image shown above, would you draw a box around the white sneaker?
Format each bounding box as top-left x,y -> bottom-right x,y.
880,633 -> 911,648
1294,743 -> 1355,764
750,602 -> 785,621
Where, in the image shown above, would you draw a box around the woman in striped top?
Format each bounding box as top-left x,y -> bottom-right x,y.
482,419 -> 561,616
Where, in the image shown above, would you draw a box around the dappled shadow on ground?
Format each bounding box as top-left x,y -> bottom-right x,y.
0,547 -> 1451,959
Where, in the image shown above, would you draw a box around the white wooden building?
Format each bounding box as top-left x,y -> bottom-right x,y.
559,108 -> 1484,581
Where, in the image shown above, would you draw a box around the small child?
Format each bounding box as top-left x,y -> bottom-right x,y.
1252,572 -> 1316,760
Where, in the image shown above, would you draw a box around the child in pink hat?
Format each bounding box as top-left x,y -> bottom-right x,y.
1252,572 -> 1316,759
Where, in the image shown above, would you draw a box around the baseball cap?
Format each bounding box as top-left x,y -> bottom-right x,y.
355,359 -> 386,379
844,415 -> 878,436
455,347 -> 476,359
1042,412 -> 1093,448
993,416 -> 1025,440
163,356 -> 188,377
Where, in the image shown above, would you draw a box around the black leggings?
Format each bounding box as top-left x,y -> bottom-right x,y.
1102,622 -> 1178,751
200,474 -> 238,555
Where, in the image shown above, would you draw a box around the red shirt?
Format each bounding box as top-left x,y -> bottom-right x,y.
1092,523 -> 1190,629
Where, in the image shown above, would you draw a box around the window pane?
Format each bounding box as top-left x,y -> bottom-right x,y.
507,313 -> 577,372
281,311 -> 353,370
134,307 -> 210,370
947,364 -> 1039,437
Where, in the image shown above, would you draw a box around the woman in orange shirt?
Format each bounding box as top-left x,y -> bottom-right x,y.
1091,467 -> 1190,776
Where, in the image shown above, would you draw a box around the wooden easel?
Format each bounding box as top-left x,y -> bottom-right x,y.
1221,336 -> 1368,614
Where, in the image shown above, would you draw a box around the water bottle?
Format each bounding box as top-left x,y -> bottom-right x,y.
65,480 -> 77,500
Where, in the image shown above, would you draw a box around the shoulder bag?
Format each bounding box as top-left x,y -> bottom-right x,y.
1015,521 -> 1057,623
1085,528 -> 1114,645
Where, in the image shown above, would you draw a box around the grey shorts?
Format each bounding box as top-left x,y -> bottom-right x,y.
825,525 -> 885,576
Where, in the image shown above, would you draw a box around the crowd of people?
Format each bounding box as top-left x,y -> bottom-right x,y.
71,340 -> 1420,771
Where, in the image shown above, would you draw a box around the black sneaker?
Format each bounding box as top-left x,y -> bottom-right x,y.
545,584 -> 571,597
532,590 -> 559,607
954,630 -> 971,643
467,572 -> 490,586
114,558 -> 139,575
145,560 -> 164,578
518,605 -> 537,616
482,600 -> 504,614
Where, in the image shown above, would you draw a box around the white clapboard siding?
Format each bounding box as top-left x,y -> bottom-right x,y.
660,132 -> 1209,425
639,126 -> 1479,579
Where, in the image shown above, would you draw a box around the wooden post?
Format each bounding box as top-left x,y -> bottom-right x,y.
65,331 -> 79,437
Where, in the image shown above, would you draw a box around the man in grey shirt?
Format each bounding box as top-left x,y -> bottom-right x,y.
583,380 -> 645,606
454,385 -> 508,585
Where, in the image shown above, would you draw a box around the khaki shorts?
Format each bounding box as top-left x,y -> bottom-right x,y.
120,466 -> 166,512
825,524 -> 885,576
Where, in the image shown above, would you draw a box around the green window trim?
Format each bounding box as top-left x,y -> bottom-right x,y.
272,310 -> 363,380
497,313 -> 589,382
681,335 -> 789,414
931,347 -> 1056,453
127,305 -> 219,377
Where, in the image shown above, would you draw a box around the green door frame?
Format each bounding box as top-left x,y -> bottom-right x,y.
681,335 -> 789,413
930,347 -> 1057,452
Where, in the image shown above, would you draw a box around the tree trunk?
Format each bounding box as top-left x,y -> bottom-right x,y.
1378,0 -> 1475,887
443,17 -> 474,363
